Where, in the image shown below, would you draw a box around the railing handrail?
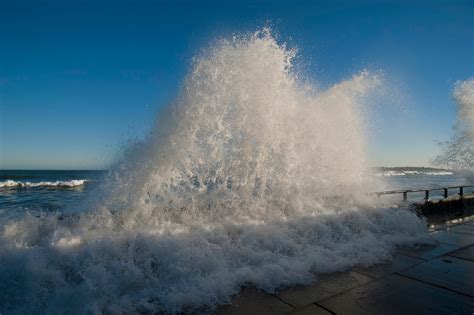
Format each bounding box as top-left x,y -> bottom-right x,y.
375,185 -> 474,201
376,185 -> 474,195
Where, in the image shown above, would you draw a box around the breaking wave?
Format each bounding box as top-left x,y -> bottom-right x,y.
0,179 -> 88,188
0,29 -> 429,314
376,170 -> 453,177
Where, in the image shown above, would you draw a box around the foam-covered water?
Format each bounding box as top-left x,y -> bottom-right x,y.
0,179 -> 88,188
0,29 -> 429,314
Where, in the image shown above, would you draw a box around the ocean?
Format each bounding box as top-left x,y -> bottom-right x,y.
376,167 -> 474,202
0,170 -> 105,219
1,168 -> 471,220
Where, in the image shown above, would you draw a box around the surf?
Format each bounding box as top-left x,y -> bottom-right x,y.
0,179 -> 88,188
0,29 -> 428,314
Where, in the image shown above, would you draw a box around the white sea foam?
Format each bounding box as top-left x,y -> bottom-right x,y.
376,170 -> 453,177
377,171 -> 406,176
0,29 -> 429,314
0,179 -> 88,188
424,171 -> 453,176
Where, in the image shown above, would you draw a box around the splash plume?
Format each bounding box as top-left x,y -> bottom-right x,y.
434,78 -> 474,169
0,29 -> 427,314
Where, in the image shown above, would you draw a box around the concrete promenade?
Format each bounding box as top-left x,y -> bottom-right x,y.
217,216 -> 474,314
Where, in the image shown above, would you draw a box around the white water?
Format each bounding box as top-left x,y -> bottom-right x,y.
0,29 -> 429,314
0,179 -> 88,188
376,170 -> 453,177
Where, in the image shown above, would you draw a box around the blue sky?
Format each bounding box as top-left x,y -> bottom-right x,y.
0,0 -> 473,169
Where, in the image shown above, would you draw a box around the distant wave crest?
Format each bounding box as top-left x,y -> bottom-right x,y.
376,170 -> 453,177
0,179 -> 88,188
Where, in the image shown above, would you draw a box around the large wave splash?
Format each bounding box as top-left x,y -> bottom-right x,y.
434,78 -> 474,170
0,29 -> 428,314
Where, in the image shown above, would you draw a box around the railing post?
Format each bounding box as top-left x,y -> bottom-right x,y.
403,191 -> 407,201
424,190 -> 430,201
443,188 -> 448,198
459,186 -> 464,198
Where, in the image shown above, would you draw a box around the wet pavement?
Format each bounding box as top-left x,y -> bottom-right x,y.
217,216 -> 474,314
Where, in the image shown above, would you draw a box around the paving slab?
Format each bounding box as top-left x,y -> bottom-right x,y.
285,304 -> 332,315
447,244 -> 474,261
352,254 -> 424,279
447,223 -> 474,235
431,229 -> 474,247
398,256 -> 474,297
275,271 -> 373,307
216,287 -> 292,315
318,274 -> 474,315
396,242 -> 459,260
219,226 -> 474,314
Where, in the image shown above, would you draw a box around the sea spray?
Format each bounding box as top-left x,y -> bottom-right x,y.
454,78 -> 474,137
0,29 -> 428,314
434,78 -> 474,170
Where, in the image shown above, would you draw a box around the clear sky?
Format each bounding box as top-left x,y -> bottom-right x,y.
1,0 -> 473,169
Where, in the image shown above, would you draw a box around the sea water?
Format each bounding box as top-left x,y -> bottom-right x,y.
1,168 -> 469,217
0,29 -> 432,314
0,170 -> 104,217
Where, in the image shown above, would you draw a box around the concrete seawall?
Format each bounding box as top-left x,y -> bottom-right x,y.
414,195 -> 474,224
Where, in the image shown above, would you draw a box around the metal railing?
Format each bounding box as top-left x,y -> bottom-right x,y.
376,185 -> 474,202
